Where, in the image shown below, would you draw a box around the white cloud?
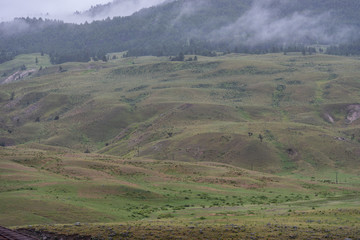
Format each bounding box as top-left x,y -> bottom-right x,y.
0,0 -> 165,23
209,0 -> 354,46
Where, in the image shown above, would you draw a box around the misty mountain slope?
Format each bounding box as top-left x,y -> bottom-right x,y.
1,0 -> 360,62
0,0 -> 253,55
79,0 -> 171,19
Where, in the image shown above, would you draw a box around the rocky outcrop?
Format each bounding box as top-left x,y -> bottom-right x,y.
346,104 -> 360,124
1,69 -> 36,85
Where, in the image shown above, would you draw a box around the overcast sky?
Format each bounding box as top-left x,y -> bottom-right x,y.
0,0 -> 114,22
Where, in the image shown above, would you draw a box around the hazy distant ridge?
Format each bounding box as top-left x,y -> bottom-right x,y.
0,0 -> 360,62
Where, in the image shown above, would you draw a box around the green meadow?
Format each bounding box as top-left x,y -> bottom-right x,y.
0,52 -> 359,239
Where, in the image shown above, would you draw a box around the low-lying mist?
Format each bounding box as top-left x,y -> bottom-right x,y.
202,0 -> 356,46
1,0 -> 359,56
0,0 -> 170,24
79,0 -> 171,21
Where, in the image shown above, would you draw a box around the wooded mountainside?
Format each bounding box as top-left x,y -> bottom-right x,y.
1,0 -> 360,63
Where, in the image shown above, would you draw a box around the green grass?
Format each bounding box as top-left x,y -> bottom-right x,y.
0,53 -> 51,73
0,53 -> 360,237
1,53 -> 360,171
0,146 -> 359,228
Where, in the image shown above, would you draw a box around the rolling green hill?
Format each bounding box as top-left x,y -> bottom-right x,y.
0,0 -> 360,236
1,52 -> 360,175
0,145 -> 359,239
0,52 -> 360,238
1,1 -> 360,237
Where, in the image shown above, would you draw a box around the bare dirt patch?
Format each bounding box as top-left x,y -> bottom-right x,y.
346,104 -> 360,123
2,69 -> 37,85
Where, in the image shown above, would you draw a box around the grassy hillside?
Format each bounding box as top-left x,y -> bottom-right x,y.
0,146 -> 359,239
0,53 -> 360,238
1,53 -> 360,174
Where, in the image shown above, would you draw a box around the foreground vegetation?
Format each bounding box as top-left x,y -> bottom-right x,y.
0,52 -> 359,238
1,146 -> 359,239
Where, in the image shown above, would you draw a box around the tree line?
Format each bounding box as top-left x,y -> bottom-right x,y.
0,51 -> 16,64
1,0 -> 360,64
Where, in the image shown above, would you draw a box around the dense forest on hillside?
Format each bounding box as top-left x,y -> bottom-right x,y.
1,0 -> 360,63
0,51 -> 16,64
